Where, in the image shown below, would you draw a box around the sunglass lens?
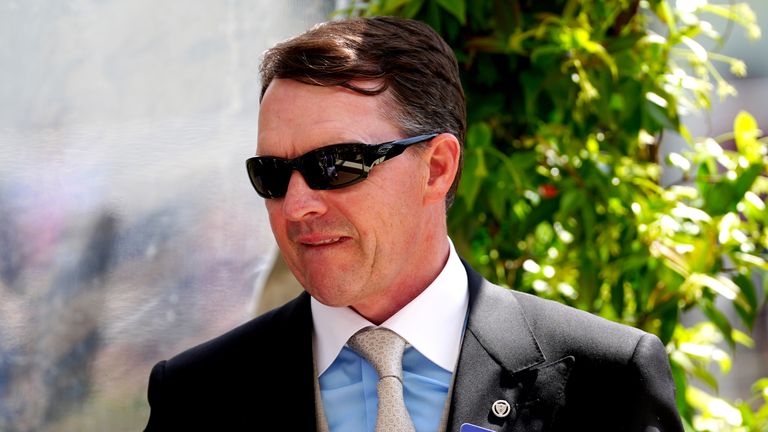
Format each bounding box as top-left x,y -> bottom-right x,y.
247,158 -> 292,198
302,146 -> 367,189
247,144 -> 372,198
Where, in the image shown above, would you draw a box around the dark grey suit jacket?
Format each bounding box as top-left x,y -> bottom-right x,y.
145,262 -> 683,431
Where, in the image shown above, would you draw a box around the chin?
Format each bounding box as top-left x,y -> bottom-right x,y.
308,292 -> 351,308
306,283 -> 359,308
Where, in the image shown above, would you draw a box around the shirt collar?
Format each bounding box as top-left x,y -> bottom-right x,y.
311,238 -> 469,375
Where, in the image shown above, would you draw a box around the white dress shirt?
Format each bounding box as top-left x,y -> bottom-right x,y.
311,238 -> 469,375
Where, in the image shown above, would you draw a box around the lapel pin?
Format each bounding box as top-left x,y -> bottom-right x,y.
491,399 -> 511,418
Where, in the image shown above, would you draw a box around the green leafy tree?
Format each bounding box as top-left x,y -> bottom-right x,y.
341,0 -> 768,430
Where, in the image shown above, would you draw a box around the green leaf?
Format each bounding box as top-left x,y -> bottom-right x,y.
581,39 -> 618,80
692,365 -> 719,391
681,36 -> 708,63
657,300 -> 679,344
703,182 -> 738,216
467,91 -> 505,122
644,94 -> 679,132
670,360 -> 693,422
611,281 -> 625,319
654,0 -> 677,28
701,300 -> 735,349
580,198 -> 597,249
764,274 -> 768,300
701,162 -> 763,217
558,187 -> 580,213
738,401 -> 756,427
604,32 -> 645,53
457,147 -> 487,210
466,122 -> 492,149
684,273 -> 740,302
435,0 -> 465,24
503,150 -> 537,190
732,273 -> 758,330
702,162 -> 764,215
752,378 -> 768,393
534,221 -> 555,245
401,0 -> 426,18
380,0 -> 416,13
488,184 -> 508,222
530,45 -> 566,69
733,163 -> 765,201
508,29 -> 533,54
732,330 -> 754,348
423,0 -> 442,34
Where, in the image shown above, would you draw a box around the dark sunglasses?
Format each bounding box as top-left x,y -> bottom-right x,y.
246,133 -> 438,199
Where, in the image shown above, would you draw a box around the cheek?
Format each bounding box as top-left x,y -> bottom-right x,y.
347,186 -> 420,239
265,203 -> 286,237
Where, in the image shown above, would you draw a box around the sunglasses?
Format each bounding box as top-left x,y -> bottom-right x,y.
246,133 -> 438,199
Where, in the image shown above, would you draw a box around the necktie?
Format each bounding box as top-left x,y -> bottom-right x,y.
348,328 -> 416,432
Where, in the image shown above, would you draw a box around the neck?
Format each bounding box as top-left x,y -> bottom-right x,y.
352,232 -> 450,325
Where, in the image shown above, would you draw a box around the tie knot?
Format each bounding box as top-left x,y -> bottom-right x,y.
347,327 -> 407,380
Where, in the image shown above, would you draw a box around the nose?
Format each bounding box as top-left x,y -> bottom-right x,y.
280,171 -> 328,221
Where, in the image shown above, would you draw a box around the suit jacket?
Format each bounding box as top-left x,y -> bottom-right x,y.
145,262 -> 683,431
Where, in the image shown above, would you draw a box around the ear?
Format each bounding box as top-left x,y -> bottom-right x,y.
423,133 -> 461,205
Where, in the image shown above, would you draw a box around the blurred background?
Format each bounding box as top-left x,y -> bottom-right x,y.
0,1 -> 332,430
0,1 -> 765,431
662,0 -> 768,405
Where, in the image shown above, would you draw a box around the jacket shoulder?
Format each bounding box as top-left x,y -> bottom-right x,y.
507,288 -> 647,361
164,291 -> 311,372
144,292 -> 316,431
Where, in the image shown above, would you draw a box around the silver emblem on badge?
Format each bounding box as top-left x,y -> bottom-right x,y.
491,399 -> 511,418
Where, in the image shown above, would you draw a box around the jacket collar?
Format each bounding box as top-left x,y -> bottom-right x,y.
447,261 -> 546,431
463,261 -> 545,373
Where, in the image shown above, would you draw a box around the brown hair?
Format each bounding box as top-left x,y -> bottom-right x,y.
259,16 -> 466,208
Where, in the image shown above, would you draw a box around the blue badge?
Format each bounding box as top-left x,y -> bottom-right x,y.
460,423 -> 495,432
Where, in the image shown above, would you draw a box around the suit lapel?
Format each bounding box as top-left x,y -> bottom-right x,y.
446,263 -> 546,431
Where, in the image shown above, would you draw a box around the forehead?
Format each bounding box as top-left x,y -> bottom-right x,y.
257,79 -> 401,157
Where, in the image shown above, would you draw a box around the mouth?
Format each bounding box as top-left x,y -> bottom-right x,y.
304,237 -> 341,246
299,236 -> 350,248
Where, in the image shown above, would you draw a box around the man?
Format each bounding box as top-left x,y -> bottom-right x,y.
145,16 -> 683,432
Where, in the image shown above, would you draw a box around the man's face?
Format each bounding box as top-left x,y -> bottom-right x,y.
257,79 -> 438,318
